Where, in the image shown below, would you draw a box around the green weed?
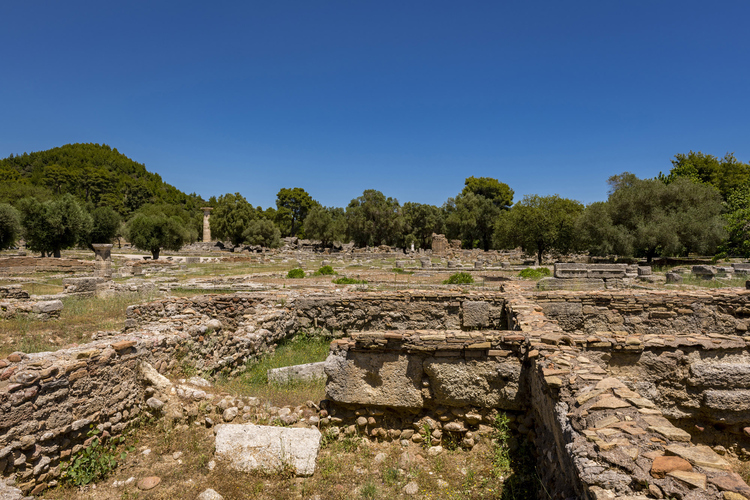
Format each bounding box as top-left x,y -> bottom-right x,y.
443,272 -> 474,285
286,268 -> 305,279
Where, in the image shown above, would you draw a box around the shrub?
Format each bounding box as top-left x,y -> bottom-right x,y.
332,277 -> 367,285
286,268 -> 305,279
443,272 -> 474,285
314,265 -> 337,276
61,427 -> 132,486
518,267 -> 551,279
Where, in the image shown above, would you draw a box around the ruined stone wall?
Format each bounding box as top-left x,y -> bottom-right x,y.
535,289 -> 750,336
127,291 -> 509,334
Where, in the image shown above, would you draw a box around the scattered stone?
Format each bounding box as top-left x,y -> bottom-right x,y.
667,470 -> 707,489
137,476 -> 161,490
427,446 -> 443,457
197,488 -> 224,500
650,456 -> 692,479
403,481 -> 419,495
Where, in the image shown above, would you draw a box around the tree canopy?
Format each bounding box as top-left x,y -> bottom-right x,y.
346,190 -> 403,247
19,194 -> 93,257
209,193 -> 259,246
494,194 -> 584,264
0,204 -> 21,250
275,187 -> 318,238
580,174 -> 726,262
124,205 -> 192,259
461,176 -> 514,210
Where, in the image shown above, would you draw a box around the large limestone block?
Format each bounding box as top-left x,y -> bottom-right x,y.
324,351 -> 424,408
423,357 -> 523,409
689,363 -> 750,388
268,362 -> 326,384
704,390 -> 750,412
214,424 -> 321,476
31,300 -> 63,314
462,301 -> 489,329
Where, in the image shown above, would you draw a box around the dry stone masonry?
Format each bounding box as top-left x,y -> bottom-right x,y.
2,286 -> 750,498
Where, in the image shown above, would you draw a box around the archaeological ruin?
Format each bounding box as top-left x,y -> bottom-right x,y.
1,251 -> 750,499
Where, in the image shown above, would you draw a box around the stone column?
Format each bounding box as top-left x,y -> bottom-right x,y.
92,244 -> 113,278
201,207 -> 213,242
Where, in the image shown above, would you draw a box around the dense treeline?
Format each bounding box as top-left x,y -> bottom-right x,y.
0,144 -> 748,262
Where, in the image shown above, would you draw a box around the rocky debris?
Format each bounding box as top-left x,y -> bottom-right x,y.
137,476 -> 161,490
214,424 -> 322,476
197,489 -> 224,500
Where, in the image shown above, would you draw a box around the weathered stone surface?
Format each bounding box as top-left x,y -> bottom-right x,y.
197,489 -> 224,500
665,444 -> 731,470
31,300 -> 64,314
423,357 -> 522,409
462,301 -> 489,329
704,390 -> 750,412
324,351 -> 424,408
648,426 -> 692,442
137,476 -> 161,490
589,396 -> 631,410
689,363 -> 750,388
667,470 -> 706,489
268,362 -> 326,384
214,424 -> 321,476
650,456 -> 692,479
138,362 -> 172,392
708,473 -> 750,497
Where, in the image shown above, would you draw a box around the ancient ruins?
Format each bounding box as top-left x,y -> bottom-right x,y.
1,248 -> 750,499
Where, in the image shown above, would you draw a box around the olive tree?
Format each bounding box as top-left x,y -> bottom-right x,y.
19,195 -> 92,257
0,203 -> 21,250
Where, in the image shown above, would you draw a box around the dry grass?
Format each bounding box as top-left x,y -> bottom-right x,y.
0,291 -> 159,357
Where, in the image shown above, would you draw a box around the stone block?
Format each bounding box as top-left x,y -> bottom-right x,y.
692,265 -> 716,278
423,357 -> 523,410
704,390 -> 750,412
267,362 -> 326,384
324,352 -> 424,408
732,263 -> 750,274
689,363 -> 750,388
637,266 -> 652,276
31,300 -> 63,315
62,277 -> 106,294
666,272 -> 683,284
214,424 -> 321,476
462,301 -> 489,329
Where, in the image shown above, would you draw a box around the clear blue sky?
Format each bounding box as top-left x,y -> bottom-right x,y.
2,1 -> 749,209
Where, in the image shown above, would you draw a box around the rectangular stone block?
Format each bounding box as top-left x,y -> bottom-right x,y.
689,363 -> 750,388
704,390 -> 750,412
462,301 -> 489,329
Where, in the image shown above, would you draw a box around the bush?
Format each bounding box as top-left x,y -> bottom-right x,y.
442,272 -> 474,285
61,427 -> 132,486
332,277 -> 367,285
314,265 -> 337,276
286,268 -> 305,279
518,267 -> 551,279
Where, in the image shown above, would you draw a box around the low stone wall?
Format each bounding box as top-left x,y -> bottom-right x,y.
535,289 -> 750,335
127,291 -> 509,334
0,258 -> 94,276
0,300 -> 63,320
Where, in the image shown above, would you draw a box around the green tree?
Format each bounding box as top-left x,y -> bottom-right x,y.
462,176 -> 514,210
209,193 -> 258,246
659,151 -> 750,200
580,174 -> 726,262
19,195 -> 93,257
84,206 -> 121,249
444,192 -> 498,251
721,185 -> 750,257
346,190 -> 403,247
0,204 -> 21,250
494,195 -> 584,264
275,187 -> 318,237
304,206 -> 347,247
242,219 -> 281,248
402,202 -> 444,249
125,209 -> 189,259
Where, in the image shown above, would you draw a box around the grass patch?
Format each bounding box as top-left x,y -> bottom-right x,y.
0,291 -> 159,357
215,332 -> 330,407
443,272 -> 474,285
332,277 -> 368,285
391,268 -> 413,275
518,267 -> 551,279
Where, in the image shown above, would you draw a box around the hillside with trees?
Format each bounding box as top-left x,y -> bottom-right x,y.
1,143 -> 748,263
